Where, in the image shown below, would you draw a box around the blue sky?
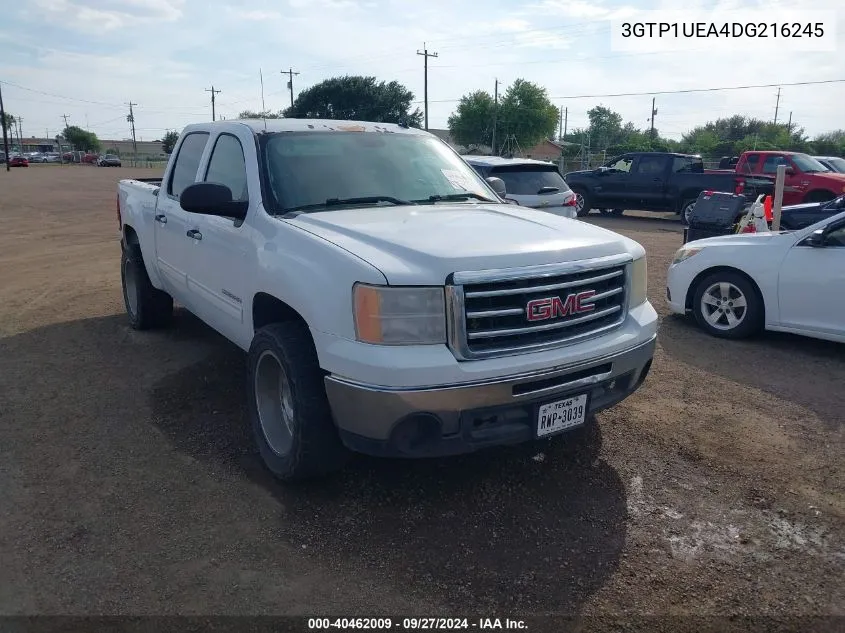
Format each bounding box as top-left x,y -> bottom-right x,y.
0,0 -> 842,143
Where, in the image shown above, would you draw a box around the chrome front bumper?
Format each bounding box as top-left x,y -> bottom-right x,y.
324,335 -> 656,458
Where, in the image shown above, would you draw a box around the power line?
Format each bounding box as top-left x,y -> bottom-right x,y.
205,85 -> 221,121
420,79 -> 845,105
281,68 -> 299,108
416,44 -> 438,130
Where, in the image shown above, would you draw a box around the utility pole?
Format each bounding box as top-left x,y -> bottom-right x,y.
787,111 -> 793,136
281,68 -> 299,108
127,102 -> 138,161
649,98 -> 657,139
491,78 -> 498,156
773,87 -> 781,125
558,106 -> 563,140
0,81 -> 10,171
205,85 -> 221,121
416,43 -> 438,130
563,107 -> 568,140
16,116 -> 23,151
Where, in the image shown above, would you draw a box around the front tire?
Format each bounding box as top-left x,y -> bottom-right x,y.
247,322 -> 349,482
121,243 -> 173,330
692,271 -> 763,339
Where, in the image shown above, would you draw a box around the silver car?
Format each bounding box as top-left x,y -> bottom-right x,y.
463,156 -> 579,219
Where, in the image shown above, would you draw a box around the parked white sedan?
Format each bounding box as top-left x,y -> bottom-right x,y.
666,211 -> 845,342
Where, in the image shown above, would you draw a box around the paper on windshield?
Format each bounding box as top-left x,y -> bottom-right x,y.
441,169 -> 474,191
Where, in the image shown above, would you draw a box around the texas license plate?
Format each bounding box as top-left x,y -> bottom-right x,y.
536,394 -> 588,437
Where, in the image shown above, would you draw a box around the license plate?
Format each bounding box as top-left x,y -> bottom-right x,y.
536,394 -> 588,437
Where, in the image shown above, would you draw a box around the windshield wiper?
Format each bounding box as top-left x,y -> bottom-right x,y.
415,192 -> 498,204
281,196 -> 415,217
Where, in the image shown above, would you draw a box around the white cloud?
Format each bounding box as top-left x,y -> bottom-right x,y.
30,0 -> 184,31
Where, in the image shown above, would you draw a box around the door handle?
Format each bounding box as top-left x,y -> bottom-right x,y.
155,214 -> 167,224
186,229 -> 202,240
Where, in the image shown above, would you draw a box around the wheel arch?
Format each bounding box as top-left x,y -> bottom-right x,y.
252,292 -> 310,336
803,189 -> 837,203
684,265 -> 767,323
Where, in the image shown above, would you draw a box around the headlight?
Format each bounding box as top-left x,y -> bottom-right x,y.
671,247 -> 703,265
629,256 -> 647,307
353,283 -> 446,345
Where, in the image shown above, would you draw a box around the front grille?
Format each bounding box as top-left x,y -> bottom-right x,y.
449,260 -> 629,359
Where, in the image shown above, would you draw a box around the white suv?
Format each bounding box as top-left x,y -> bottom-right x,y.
463,156 -> 579,219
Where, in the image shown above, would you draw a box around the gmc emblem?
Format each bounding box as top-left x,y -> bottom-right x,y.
526,290 -> 596,322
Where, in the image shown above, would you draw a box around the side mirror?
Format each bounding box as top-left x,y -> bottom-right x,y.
485,176 -> 506,198
803,229 -> 825,247
180,182 -> 248,220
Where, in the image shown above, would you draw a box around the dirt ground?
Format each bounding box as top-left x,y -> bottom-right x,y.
0,165 -> 842,630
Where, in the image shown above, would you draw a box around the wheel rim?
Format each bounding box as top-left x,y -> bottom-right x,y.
700,282 -> 748,331
574,193 -> 585,214
684,202 -> 695,224
123,257 -> 139,319
254,350 -> 295,456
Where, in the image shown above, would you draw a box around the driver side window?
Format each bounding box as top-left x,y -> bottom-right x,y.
608,157 -> 633,172
824,224 -> 845,247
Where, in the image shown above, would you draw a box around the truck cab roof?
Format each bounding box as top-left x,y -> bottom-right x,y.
184,118 -> 431,137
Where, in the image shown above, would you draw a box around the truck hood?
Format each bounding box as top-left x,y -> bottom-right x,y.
684,231 -> 792,249
285,203 -> 642,285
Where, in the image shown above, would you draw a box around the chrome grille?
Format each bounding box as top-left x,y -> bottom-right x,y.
447,255 -> 631,360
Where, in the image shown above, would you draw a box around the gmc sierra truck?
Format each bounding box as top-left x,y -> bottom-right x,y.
117,119 -> 657,481
564,151 -> 774,224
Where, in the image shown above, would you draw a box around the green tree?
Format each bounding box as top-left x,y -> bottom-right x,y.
284,75 -> 423,126
1,112 -> 14,138
497,79 -> 559,152
63,125 -> 101,152
161,130 -> 179,154
447,90 -> 496,151
810,130 -> 845,156
238,110 -> 284,119
587,105 -> 624,149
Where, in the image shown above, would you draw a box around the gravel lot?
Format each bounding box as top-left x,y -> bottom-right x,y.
0,166 -> 842,629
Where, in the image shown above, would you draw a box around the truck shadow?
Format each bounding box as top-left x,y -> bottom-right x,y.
660,313 -> 844,426
0,310 -> 628,615
146,313 -> 629,614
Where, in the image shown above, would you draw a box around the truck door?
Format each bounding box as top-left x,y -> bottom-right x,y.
628,154 -> 669,210
184,130 -> 256,347
594,154 -> 635,206
153,131 -> 210,304
760,154 -> 804,205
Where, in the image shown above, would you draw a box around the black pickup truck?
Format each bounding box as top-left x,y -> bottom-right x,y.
564,152 -> 775,223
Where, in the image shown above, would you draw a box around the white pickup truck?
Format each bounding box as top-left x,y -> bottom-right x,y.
117,119 -> 657,481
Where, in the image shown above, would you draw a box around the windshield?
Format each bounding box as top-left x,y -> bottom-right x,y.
263,131 -> 498,212
489,165 -> 571,195
822,157 -> 845,173
791,153 -> 830,173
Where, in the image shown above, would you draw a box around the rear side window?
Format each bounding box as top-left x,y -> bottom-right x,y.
742,154 -> 761,172
204,134 -> 248,202
762,155 -> 789,174
490,166 -> 570,195
635,155 -> 666,175
672,156 -> 701,173
168,132 -> 210,198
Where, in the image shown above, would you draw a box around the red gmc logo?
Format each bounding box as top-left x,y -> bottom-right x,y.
526,290 -> 596,322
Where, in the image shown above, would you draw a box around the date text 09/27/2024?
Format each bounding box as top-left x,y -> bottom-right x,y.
308,618 -> 527,630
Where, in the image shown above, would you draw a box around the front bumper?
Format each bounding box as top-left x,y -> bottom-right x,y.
324,334 -> 656,458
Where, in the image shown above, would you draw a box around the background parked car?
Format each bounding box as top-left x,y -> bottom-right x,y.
779,193 -> 845,230
81,153 -> 99,164
463,156 -> 579,218
97,154 -> 122,167
814,156 -> 845,173
9,155 -> 29,167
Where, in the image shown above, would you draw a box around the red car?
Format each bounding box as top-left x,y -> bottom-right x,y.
9,155 -> 29,167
